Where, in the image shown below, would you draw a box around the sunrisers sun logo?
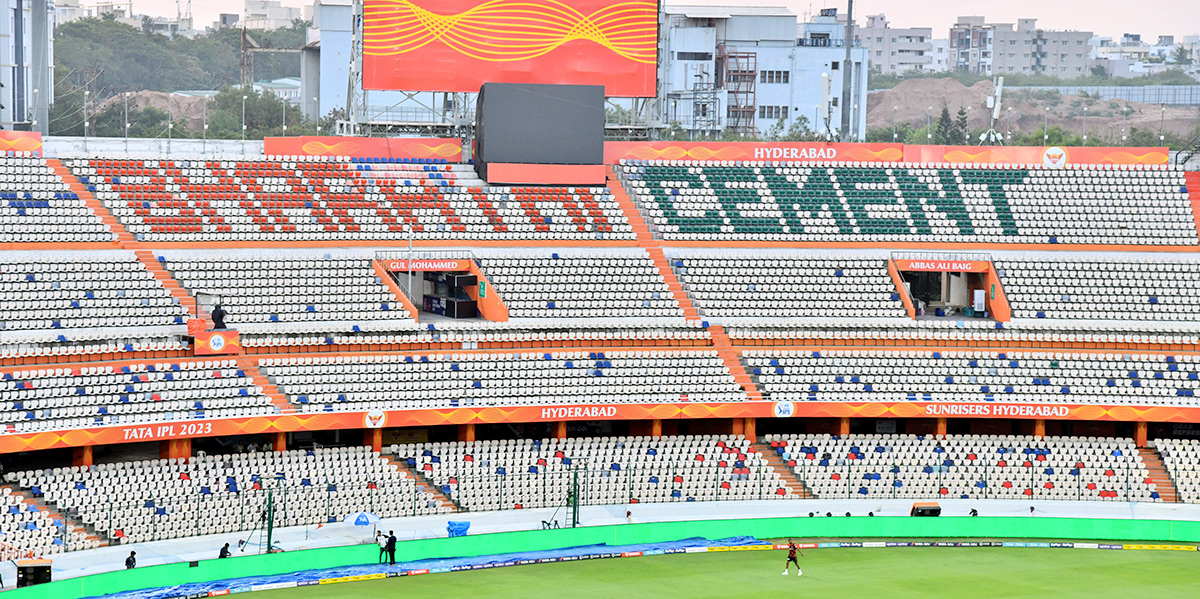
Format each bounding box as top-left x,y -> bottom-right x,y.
365,409 -> 386,429
1042,146 -> 1068,169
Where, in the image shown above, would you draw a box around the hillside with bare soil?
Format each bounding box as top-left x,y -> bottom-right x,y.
866,78 -> 1200,142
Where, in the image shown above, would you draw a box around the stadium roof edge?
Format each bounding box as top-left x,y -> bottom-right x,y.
666,5 -> 796,18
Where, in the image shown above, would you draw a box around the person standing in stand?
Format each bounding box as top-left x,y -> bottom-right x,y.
210,303 -> 228,330
125,551 -> 137,569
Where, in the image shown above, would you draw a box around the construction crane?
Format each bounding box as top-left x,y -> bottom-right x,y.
240,28 -> 302,88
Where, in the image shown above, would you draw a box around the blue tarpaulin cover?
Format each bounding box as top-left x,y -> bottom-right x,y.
85,536 -> 764,599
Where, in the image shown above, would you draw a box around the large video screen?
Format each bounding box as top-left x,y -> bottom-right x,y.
476,83 -> 604,168
362,0 -> 659,97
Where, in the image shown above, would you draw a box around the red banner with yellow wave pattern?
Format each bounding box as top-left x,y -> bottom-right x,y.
4,401 -> 1200,453
264,136 -> 462,161
362,0 -> 659,96
604,142 -> 906,164
0,131 -> 42,155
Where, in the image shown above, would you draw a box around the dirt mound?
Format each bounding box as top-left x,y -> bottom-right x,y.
93,91 -> 213,133
867,77 -> 1199,140
867,78 -> 995,131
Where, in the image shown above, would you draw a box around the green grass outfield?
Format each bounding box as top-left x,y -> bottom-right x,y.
253,543 -> 1200,599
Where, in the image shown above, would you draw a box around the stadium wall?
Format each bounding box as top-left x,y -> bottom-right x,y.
24,517 -> 1200,599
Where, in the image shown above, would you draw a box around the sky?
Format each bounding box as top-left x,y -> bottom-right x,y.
140,0 -> 1198,41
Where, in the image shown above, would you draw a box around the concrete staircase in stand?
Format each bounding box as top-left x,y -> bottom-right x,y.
647,246 -> 699,321
3,485 -> 109,554
751,443 -> 813,499
606,167 -> 653,246
134,250 -> 197,319
237,356 -> 294,415
46,158 -> 134,246
709,327 -> 761,400
389,459 -> 459,512
1138,447 -> 1179,503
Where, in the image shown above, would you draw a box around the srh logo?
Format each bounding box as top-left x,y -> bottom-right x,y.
365,409 -> 386,429
1042,146 -> 1067,169
209,333 -> 226,352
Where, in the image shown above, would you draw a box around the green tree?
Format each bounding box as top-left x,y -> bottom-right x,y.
90,103 -> 175,138
1011,126 -> 1083,147
954,106 -> 971,145
48,68 -> 88,136
206,88 -> 315,139
781,115 -> 826,141
933,106 -> 955,145
905,123 -> 937,145
660,121 -> 689,141
865,123 -> 914,144
54,16 -> 306,99
765,117 -> 787,141
1172,45 -> 1193,66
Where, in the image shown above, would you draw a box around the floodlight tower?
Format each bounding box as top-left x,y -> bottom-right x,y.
980,76 -> 1006,145
820,73 -> 834,139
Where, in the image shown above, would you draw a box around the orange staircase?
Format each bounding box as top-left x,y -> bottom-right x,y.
46,157 -> 135,246
1138,447 -> 1179,503
236,356 -> 294,415
134,250 -> 196,319
750,443 -> 813,499
606,167 -> 653,246
709,325 -> 761,400
1186,172 -> 1200,242
390,459 -> 458,512
646,246 -> 699,321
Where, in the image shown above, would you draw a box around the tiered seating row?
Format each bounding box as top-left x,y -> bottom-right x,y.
6,447 -> 443,547
0,487 -> 92,556
998,258 -> 1200,321
162,255 -> 410,325
0,157 -> 114,243
477,251 -> 681,319
747,349 -> 1200,406
259,351 -> 744,413
391,435 -> 789,510
0,359 -> 273,433
0,254 -> 186,332
622,162 -> 1195,245
673,253 -> 905,319
768,434 -> 1156,501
